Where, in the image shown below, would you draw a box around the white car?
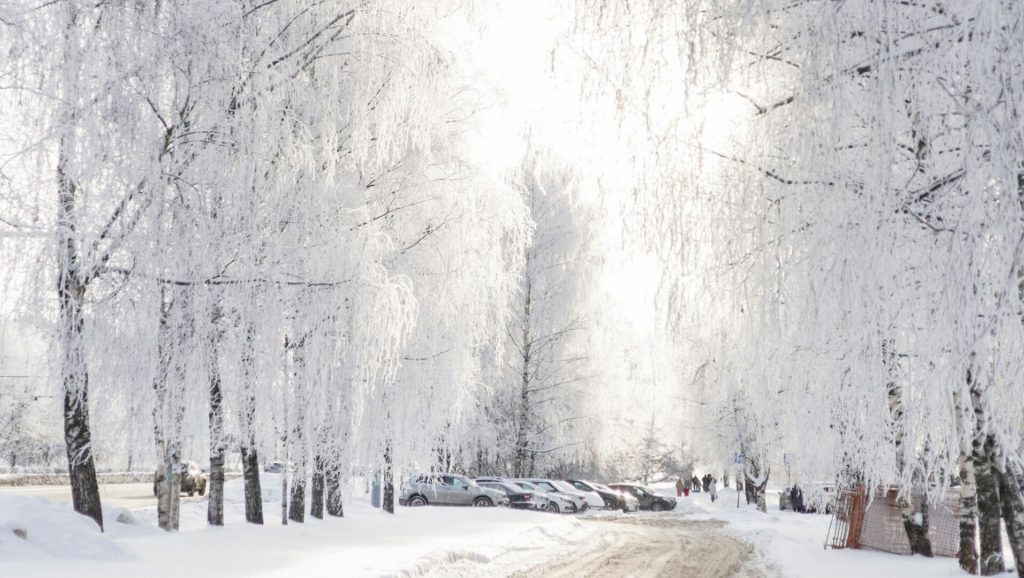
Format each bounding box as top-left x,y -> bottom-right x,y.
550,480 -> 604,510
521,479 -> 591,512
509,480 -> 575,513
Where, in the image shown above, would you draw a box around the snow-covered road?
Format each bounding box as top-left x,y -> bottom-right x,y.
0,482 -> 206,509
511,516 -> 771,578
3,476 -> 998,577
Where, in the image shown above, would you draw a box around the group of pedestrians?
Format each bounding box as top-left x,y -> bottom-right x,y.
675,473 -> 719,502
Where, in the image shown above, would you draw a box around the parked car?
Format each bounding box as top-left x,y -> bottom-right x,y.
399,473 -> 508,507
264,461 -> 289,474
477,480 -> 540,510
608,483 -> 677,511
507,480 -> 574,513
152,461 -> 207,497
520,479 -> 591,512
596,482 -> 640,512
567,479 -> 638,512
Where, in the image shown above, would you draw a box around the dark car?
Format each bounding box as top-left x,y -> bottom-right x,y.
478,481 -> 537,509
567,479 -> 629,512
153,461 -> 208,497
608,483 -> 677,511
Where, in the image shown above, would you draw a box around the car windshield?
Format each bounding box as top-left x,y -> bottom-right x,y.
448,476 -> 472,488
515,481 -> 539,492
637,485 -> 657,495
535,481 -> 558,492
550,480 -> 577,493
570,481 -> 590,492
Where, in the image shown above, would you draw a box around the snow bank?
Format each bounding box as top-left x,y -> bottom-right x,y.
0,495 -> 128,561
0,488 -> 599,578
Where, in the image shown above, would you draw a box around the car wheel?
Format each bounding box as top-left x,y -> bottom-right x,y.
198,483 -> 206,496
603,498 -> 616,510
473,497 -> 493,507
570,502 -> 578,513
652,502 -> 664,512
409,495 -> 428,507
188,488 -> 195,497
545,503 -> 560,513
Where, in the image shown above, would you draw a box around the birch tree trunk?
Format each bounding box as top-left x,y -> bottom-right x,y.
744,470 -> 756,505
325,460 -> 344,517
513,275 -> 532,477
382,387 -> 395,515
753,464 -> 768,513
310,453 -> 324,519
239,320 -> 263,524
975,434 -> 1004,575
56,4 -> 102,532
288,339 -> 306,523
58,252 -> 103,531
153,286 -> 189,531
207,305 -> 226,526
884,340 -> 932,556
956,367 -> 979,573
996,464 -> 1024,578
744,457 -> 769,513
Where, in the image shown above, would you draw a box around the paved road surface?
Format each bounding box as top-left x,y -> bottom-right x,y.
0,482 -> 206,509
511,516 -> 773,578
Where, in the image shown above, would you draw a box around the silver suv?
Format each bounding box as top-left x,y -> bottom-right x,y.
399,473 -> 508,507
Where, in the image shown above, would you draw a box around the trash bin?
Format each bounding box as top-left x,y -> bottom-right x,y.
371,478 -> 381,508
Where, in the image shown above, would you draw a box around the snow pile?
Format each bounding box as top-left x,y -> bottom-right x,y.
0,495 -> 128,561
0,488 -> 601,578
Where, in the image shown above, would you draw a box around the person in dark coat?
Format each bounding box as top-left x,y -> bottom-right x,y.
791,485 -> 805,513
691,475 -> 701,492
702,474 -> 711,493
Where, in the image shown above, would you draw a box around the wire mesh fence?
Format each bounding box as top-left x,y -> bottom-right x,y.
826,485 -> 960,557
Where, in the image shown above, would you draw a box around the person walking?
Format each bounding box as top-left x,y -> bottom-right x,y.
682,476 -> 692,497
709,478 -> 718,503
675,477 -> 684,497
791,485 -> 805,513
691,475 -> 701,492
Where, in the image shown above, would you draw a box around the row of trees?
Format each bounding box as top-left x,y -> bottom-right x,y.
563,0 -> 1024,574
1,0 -> 667,533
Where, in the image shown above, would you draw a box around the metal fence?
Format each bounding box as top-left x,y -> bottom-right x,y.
826,485 -> 960,557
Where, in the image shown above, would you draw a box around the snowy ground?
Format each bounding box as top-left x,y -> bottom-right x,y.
1,475 -> 1013,577
0,474 -> 600,578
645,480 -> 1013,578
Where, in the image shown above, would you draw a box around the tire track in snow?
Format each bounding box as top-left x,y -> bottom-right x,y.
510,516 -> 774,578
